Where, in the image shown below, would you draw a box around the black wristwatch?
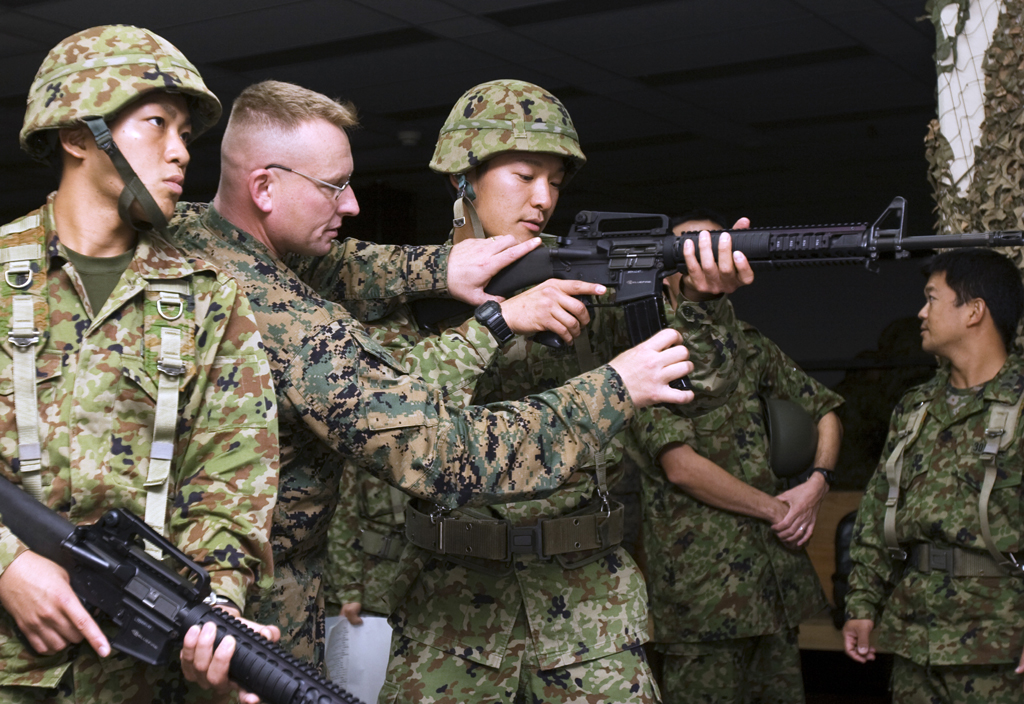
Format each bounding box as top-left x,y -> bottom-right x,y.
810,467 -> 835,487
474,300 -> 514,345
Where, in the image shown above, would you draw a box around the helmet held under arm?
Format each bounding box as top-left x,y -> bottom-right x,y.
20,25 -> 222,232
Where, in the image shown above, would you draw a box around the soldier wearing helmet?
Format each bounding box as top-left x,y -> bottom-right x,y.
0,26 -> 279,703
169,76 -> 695,669
312,79 -> 746,703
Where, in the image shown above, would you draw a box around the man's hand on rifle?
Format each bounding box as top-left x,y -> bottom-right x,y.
609,328 -> 694,408
0,550 -> 110,657
501,280 -> 606,344
681,218 -> 754,302
180,607 -> 281,704
447,235 -> 543,306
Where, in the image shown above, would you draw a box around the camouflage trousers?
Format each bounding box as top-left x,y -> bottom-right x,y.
891,655 -> 1024,704
658,628 -> 803,704
245,551 -> 325,667
0,652 -> 237,704
377,607 -> 661,703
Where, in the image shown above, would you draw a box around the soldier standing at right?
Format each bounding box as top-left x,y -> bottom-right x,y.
844,249 -> 1024,704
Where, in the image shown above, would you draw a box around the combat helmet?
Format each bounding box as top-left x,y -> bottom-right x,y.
20,25 -> 222,232
429,80 -> 585,239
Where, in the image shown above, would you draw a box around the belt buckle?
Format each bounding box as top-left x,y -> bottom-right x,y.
507,521 -> 547,561
928,546 -> 953,574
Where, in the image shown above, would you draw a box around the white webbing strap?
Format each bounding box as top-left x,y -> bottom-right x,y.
3,234 -> 45,502
143,281 -> 188,556
883,401 -> 929,560
978,392 -> 1024,575
10,295 -> 42,500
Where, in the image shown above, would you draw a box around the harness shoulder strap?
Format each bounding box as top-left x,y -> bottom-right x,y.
141,278 -> 193,556
1,214 -> 48,501
978,390 -> 1024,575
883,400 -> 930,560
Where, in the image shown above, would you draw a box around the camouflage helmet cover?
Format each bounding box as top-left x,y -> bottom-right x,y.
429,79 -> 586,176
20,25 -> 222,159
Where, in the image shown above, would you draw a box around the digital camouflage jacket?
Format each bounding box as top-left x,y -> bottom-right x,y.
0,199 -> 279,697
635,305 -> 840,646
846,354 -> 1024,667
170,205 -> 637,663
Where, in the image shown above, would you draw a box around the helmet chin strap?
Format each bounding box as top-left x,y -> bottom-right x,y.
452,174 -> 485,243
83,116 -> 169,234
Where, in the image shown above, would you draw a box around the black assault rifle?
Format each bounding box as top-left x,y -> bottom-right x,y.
415,196 -> 1023,359
0,473 -> 365,704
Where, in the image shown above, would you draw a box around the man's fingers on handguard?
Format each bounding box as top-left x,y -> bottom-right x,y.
715,232 -> 736,277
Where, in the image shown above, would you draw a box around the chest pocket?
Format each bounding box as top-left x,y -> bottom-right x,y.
0,351 -> 61,486
955,452 -> 1022,553
0,350 -> 63,396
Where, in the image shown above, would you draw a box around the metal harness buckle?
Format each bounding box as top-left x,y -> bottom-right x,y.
1005,552 -> 1024,578
157,360 -> 186,376
8,331 -> 40,348
888,546 -> 907,561
4,261 -> 33,289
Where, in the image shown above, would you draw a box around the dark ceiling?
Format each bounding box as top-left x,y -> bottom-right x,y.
0,0 -> 937,244
0,0 -> 941,375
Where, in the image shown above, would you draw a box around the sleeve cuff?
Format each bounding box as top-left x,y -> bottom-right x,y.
0,526 -> 29,576
565,366 -> 635,448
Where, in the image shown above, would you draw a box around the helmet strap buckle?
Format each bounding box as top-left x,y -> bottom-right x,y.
452,196 -> 485,243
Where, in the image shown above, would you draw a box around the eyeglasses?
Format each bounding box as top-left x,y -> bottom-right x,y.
266,164 -> 351,201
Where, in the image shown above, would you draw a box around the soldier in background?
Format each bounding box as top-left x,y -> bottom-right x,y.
324,465 -> 408,627
0,26 -> 280,703
170,79 -> 694,666
635,211 -> 843,704
844,249 -> 1024,704
370,80 -> 753,704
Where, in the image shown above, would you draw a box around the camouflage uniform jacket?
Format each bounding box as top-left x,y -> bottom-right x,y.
170,206 -> 638,659
386,264 -> 744,670
635,305 -> 840,645
0,199 -> 278,689
324,467 -> 408,617
846,354 -> 1024,667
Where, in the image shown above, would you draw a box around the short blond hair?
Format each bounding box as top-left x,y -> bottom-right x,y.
228,80 -> 358,133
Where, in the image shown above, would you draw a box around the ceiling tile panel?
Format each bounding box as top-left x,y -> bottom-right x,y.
167,1 -> 403,62
17,0 -> 296,33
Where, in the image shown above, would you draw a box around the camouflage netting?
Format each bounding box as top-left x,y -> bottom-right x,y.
925,0 -> 1024,347
925,0 -> 1024,247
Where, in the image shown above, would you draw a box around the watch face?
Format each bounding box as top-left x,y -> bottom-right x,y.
476,300 -> 500,320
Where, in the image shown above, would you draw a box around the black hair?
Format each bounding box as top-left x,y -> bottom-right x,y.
669,207 -> 730,231
923,248 -> 1024,352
